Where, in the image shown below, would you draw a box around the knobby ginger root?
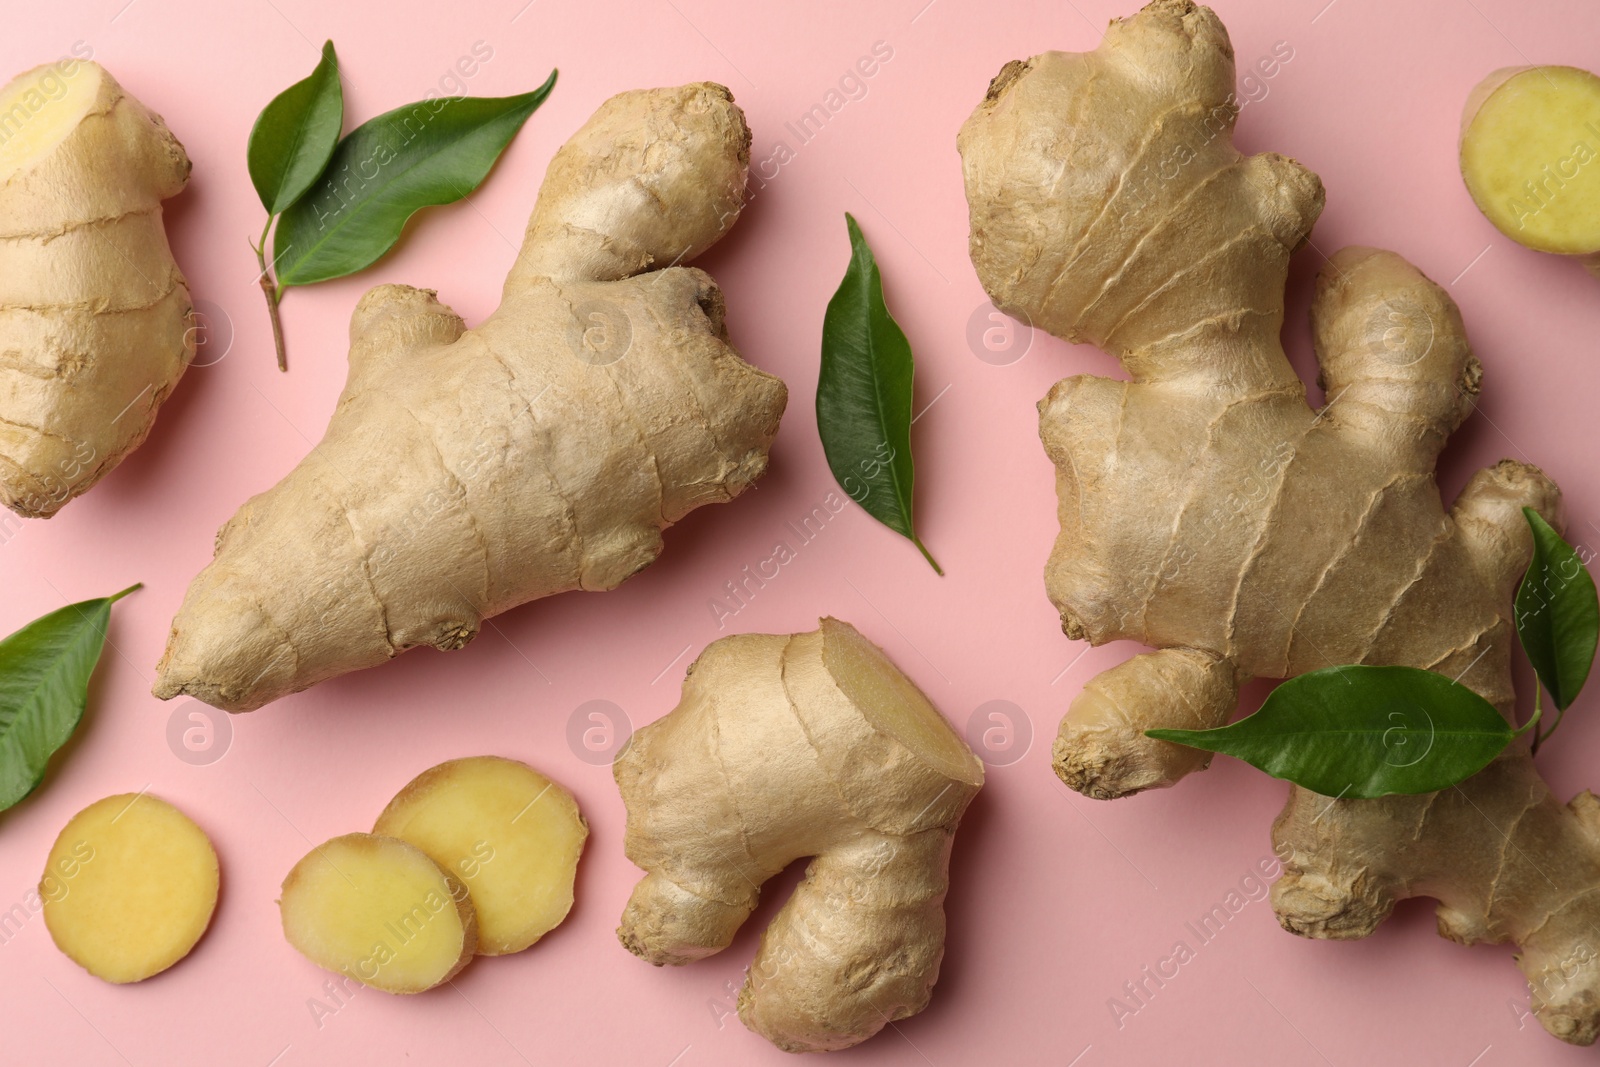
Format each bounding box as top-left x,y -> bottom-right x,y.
960,0 -> 1600,1045
615,618 -> 984,1053
153,82 -> 786,712
43,793 -> 218,983
1460,65 -> 1600,273
280,833 -> 476,994
374,756 -> 587,956
0,59 -> 194,518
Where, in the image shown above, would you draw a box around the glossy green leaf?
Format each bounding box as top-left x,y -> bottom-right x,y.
248,40 -> 344,215
817,213 -> 940,574
1147,664 -> 1516,798
273,71 -> 557,287
1516,507 -> 1598,711
0,585 -> 139,811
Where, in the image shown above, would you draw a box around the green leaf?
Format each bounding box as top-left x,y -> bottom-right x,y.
1516,507 -> 1598,711
248,40 -> 344,215
817,213 -> 941,574
273,71 -> 557,287
0,585 -> 140,812
1147,664 -> 1516,799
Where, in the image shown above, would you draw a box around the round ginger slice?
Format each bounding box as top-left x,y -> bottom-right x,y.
1460,65 -> 1600,259
280,833 -> 477,994
374,757 -> 588,956
42,792 -> 219,983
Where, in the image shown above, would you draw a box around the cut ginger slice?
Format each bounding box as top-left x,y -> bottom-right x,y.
280,833 -> 476,993
42,792 -> 219,983
1460,65 -> 1600,257
374,756 -> 588,956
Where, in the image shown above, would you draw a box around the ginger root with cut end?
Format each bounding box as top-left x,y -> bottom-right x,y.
43,793 -> 218,983
615,617 -> 984,1053
0,59 -> 194,518
374,756 -> 588,956
961,0 -> 1600,1045
1460,65 -> 1600,273
280,833 -> 477,994
153,82 -> 786,712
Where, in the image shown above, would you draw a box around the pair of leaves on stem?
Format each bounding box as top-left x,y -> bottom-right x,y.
0,587 -> 140,813
247,41 -> 556,368
1151,509 -> 1599,798
818,214 -> 941,574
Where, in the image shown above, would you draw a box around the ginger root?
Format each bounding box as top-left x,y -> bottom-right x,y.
280,832 -> 477,994
615,618 -> 984,1053
153,82 -> 785,711
1460,65 -> 1600,273
374,756 -> 587,956
960,0 -> 1600,1045
0,59 -> 193,518
43,793 -> 218,983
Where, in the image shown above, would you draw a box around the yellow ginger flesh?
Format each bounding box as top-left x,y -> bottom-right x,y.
1460,65 -> 1600,257
43,793 -> 218,983
374,756 -> 587,956
279,832 -> 477,994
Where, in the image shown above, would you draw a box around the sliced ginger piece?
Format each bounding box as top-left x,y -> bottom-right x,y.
1460,65 -> 1600,263
374,757 -> 588,956
280,833 -> 476,993
43,792 -> 219,983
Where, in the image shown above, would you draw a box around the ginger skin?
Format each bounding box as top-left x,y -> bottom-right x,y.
153,83 -> 786,712
0,60 -> 193,518
614,618 -> 984,1053
960,0 -> 1600,1044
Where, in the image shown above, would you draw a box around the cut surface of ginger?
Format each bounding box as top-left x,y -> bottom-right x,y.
279,833 -> 476,993
375,756 -> 588,956
820,616 -> 984,786
43,792 -> 219,983
0,61 -> 103,182
1461,65 -> 1600,255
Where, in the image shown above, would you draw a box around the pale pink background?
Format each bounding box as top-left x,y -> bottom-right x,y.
2,0 -> 1598,1063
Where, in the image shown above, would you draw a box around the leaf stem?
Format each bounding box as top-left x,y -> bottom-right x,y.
912,537 -> 943,576
1522,684 -> 1546,750
107,583 -> 143,604
254,217 -> 289,372
1532,685 -> 1569,754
